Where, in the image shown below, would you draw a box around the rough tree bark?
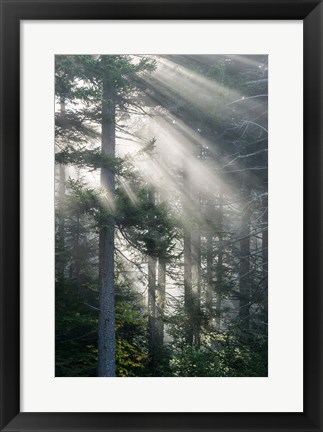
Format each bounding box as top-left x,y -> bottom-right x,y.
98,72 -> 116,377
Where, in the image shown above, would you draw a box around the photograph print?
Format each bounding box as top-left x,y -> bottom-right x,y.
55,54 -> 268,377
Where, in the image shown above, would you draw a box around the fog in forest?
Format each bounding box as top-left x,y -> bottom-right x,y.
55,54 -> 268,377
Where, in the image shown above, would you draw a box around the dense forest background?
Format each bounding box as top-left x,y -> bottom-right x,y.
55,54 -> 268,377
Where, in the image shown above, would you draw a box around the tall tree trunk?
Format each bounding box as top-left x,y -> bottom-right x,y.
191,192 -> 201,347
191,148 -> 203,346
58,101 -> 66,279
156,259 -> 166,349
148,188 -> 157,373
75,213 -> 80,284
206,234 -> 213,305
148,255 -> 157,372
262,194 -> 268,331
184,231 -> 193,345
239,183 -> 251,332
215,192 -> 224,329
191,225 -> 201,347
98,74 -> 116,377
205,198 -> 214,314
183,169 -> 194,346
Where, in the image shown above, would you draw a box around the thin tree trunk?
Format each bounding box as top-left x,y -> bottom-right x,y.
215,192 -> 224,329
191,148 -> 203,346
206,233 -> 213,314
75,214 -> 80,284
183,168 -> 194,346
148,254 -> 157,372
184,231 -> 193,345
239,183 -> 251,332
205,199 -> 214,314
58,101 -> 66,279
262,194 -> 268,330
147,188 -> 157,373
191,225 -> 201,347
156,259 -> 166,348
191,192 -> 201,347
98,73 -> 116,377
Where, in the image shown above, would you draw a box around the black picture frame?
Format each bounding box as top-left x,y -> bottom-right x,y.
0,1 -> 322,431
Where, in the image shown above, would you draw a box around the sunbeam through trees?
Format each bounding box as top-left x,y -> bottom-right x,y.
55,54 -> 268,377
